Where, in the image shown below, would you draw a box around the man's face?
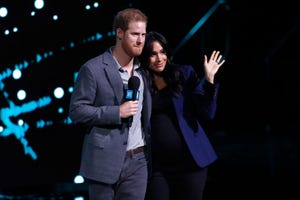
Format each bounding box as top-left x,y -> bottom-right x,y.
120,21 -> 146,57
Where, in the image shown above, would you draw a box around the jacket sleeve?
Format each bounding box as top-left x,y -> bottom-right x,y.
68,63 -> 121,127
182,65 -> 220,121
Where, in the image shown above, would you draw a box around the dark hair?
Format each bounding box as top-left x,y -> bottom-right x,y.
139,31 -> 183,96
113,8 -> 148,31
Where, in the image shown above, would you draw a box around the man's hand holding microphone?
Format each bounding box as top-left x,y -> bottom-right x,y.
120,76 -> 140,127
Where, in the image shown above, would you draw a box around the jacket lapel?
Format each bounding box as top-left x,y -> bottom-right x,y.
103,51 -> 124,104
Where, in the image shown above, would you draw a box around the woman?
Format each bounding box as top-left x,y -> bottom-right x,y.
139,31 -> 225,200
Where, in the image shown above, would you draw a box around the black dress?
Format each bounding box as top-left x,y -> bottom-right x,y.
150,86 -> 198,172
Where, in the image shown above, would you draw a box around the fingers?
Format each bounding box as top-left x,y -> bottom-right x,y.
211,50 -> 218,60
204,50 -> 225,67
218,59 -> 225,66
120,101 -> 139,118
211,50 -> 225,65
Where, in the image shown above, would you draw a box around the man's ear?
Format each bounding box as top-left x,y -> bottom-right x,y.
116,28 -> 123,40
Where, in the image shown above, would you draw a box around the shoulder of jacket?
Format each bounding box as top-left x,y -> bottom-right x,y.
84,51 -> 112,67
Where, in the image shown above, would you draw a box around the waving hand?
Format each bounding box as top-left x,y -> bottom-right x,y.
203,50 -> 225,84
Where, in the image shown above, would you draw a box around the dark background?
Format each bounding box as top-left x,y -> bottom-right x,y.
0,0 -> 299,198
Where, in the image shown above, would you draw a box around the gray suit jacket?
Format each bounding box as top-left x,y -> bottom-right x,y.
69,49 -> 151,184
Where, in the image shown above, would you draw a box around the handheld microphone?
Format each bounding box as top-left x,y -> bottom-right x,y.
124,76 -> 140,127
125,76 -> 140,101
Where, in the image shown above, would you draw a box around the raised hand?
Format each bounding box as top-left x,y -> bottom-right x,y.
203,50 -> 225,84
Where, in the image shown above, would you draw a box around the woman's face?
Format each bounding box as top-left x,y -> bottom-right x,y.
148,41 -> 167,73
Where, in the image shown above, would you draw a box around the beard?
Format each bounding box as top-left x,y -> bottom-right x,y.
123,42 -> 144,57
132,46 -> 143,56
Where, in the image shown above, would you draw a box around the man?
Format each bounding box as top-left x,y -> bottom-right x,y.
68,8 -> 151,200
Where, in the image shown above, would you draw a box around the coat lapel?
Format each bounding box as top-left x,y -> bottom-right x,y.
103,51 -> 124,104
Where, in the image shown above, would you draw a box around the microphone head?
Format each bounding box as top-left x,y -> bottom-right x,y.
128,76 -> 140,90
125,76 -> 140,100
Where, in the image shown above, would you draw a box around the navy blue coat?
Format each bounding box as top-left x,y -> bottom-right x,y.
170,65 -> 218,167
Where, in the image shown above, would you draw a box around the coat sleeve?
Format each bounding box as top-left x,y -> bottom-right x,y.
182,65 -> 220,121
68,62 -> 121,126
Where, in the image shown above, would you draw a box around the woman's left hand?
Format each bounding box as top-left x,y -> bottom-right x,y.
204,50 -> 225,84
